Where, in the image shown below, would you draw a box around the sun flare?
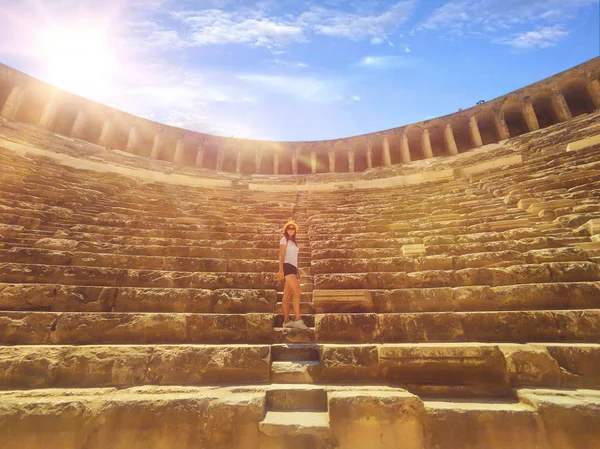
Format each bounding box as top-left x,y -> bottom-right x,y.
34,23 -> 118,99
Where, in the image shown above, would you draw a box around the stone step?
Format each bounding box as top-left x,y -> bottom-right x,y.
275,327 -> 315,344
271,344 -> 319,362
314,261 -> 600,289
0,311 -> 276,344
271,361 -> 321,384
265,385 -> 328,411
0,344 -> 271,388
0,263 -> 281,289
313,290 -> 373,313
275,314 -> 315,327
311,247 -> 590,274
276,291 -> 313,302
275,302 -> 314,314
0,248 -> 281,272
314,310 -> 600,344
259,411 -> 332,449
0,284 -> 279,313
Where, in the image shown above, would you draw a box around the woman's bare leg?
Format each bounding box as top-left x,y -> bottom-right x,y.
282,279 -> 292,323
285,274 -> 302,321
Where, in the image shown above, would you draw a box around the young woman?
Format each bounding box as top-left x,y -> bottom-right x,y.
276,221 -> 308,329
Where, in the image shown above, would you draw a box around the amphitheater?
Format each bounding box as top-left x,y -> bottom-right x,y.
1,56 -> 600,449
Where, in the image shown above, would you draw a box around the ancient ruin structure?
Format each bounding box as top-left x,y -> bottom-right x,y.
0,57 -> 600,448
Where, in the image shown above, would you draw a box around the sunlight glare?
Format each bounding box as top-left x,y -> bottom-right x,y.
35,22 -> 118,99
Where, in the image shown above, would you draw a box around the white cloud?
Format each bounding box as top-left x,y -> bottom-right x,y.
499,26 -> 569,49
419,0 -> 595,48
352,95 -> 361,101
269,59 -> 309,69
358,55 -> 414,69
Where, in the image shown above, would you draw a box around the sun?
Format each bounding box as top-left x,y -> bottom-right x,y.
34,22 -> 118,99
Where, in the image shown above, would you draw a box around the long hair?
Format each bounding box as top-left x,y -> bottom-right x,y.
283,228 -> 297,246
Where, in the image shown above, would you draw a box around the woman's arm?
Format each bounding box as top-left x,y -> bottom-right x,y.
276,243 -> 286,279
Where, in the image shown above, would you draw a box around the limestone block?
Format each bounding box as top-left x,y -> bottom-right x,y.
165,257 -> 228,272
0,224 -> 24,236
118,270 -> 194,288
577,218 -> 600,235
544,344 -> 600,388
0,312 -> 56,344
187,314 -> 248,343
246,313 -> 275,342
527,199 -> 577,214
547,262 -> 600,282
499,344 -> 561,387
55,286 -> 117,312
328,391 -> 426,449
425,401 -> 546,449
34,238 -> 79,251
0,263 -> 64,284
524,246 -> 588,264
371,288 -> 456,313
49,312 -> 188,344
0,283 -> 58,311
319,345 -> 379,382
518,389 -> 600,449
453,251 -> 525,269
402,244 -> 426,256
0,387 -> 264,449
313,290 -> 374,313
115,288 -> 213,313
379,344 -> 508,389
378,313 -> 465,342
60,266 -> 121,286
148,345 -> 271,384
213,289 -> 277,313
315,314 -> 379,343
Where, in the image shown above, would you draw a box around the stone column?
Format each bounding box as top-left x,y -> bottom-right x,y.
366,141 -> 373,169
444,123 -> 458,155
422,129 -> 434,159
328,151 -> 335,173
125,126 -> 138,153
310,151 -> 317,174
522,98 -> 539,132
216,147 -> 224,171
587,78 -> 600,110
494,111 -> 510,140
235,149 -> 243,173
382,136 -> 392,166
70,110 -> 86,138
469,116 -> 484,147
98,119 -> 112,146
551,89 -> 572,122
292,152 -> 298,175
39,96 -> 59,129
150,134 -> 162,159
348,150 -> 355,173
1,85 -> 24,119
173,138 -> 185,164
400,133 -> 411,163
195,145 -> 204,168
255,149 -> 263,174
273,153 -> 280,175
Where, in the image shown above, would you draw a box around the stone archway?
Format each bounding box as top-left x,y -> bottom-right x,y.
474,109 -> 500,145
561,78 -> 596,117
502,100 -> 528,138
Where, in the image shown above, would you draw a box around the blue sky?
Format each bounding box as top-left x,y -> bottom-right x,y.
0,0 -> 598,141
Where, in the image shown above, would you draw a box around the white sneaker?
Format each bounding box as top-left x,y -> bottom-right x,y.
283,321 -> 295,329
293,319 -> 309,330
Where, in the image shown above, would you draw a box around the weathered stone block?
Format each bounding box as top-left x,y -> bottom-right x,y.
499,344 -> 561,387
319,345 -> 379,382
329,391 -> 425,449
315,314 -> 379,343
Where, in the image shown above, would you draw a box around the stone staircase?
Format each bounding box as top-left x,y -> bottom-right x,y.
1,114 -> 600,449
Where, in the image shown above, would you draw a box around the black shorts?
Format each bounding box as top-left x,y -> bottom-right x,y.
283,263 -> 298,277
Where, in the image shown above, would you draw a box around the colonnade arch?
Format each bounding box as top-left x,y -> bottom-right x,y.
561,78 -> 596,117
474,110 -> 500,145
1,59 -> 599,175
405,127 -> 424,161
502,101 -> 528,138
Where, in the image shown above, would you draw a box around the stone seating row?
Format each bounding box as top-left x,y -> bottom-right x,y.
2,281 -> 597,314
1,383 -> 597,449
0,308 -> 598,345
0,342 -> 598,391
